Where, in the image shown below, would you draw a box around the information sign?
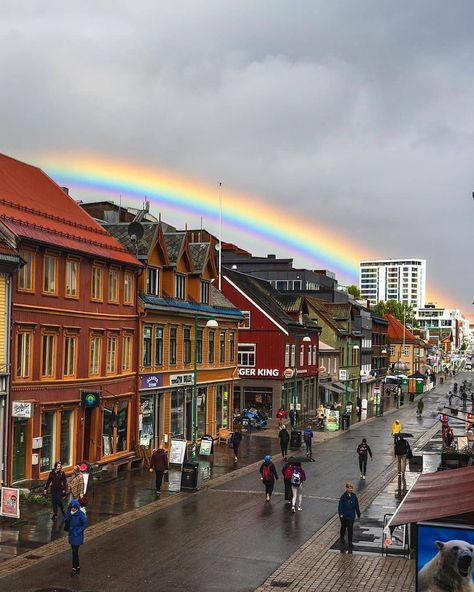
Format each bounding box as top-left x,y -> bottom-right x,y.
169,439 -> 187,465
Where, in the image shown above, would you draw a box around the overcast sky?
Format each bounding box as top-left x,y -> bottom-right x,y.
1,1 -> 473,316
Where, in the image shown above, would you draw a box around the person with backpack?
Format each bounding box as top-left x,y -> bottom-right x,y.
356,438 -> 373,480
303,425 -> 314,461
259,455 -> 278,502
278,425 -> 290,460
281,459 -> 293,503
289,461 -> 306,513
394,434 -> 411,491
231,428 -> 243,463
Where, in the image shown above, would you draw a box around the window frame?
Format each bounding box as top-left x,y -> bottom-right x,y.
142,325 -> 152,367
15,329 -> 33,379
41,332 -> 57,379
238,344 -> 256,367
89,334 -> 102,376
91,264 -> 104,302
154,326 -> 163,366
65,257 -> 80,299
200,280 -> 210,304
183,327 -> 192,365
43,252 -> 59,296
208,330 -> 215,364
146,267 -> 160,296
219,331 -> 226,364
123,271 -> 135,305
63,334 -> 78,378
122,334 -> 133,372
229,332 -> 235,362
175,274 -> 186,300
108,268 -> 120,304
18,249 -> 35,292
169,326 -> 177,365
106,334 -> 119,374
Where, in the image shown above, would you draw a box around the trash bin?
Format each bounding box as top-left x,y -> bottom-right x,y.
290,430 -> 302,449
409,392 -> 415,402
181,461 -> 199,491
409,455 -> 423,472
341,413 -> 350,430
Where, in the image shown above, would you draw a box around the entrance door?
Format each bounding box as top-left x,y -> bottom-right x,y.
82,408 -> 96,462
12,419 -> 27,482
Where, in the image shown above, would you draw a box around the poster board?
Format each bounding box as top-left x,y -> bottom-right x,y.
1,487 -> 20,518
169,439 -> 187,466
199,439 -> 212,456
325,409 -> 340,432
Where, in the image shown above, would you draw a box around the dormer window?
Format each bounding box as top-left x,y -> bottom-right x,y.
175,274 -> 186,300
146,267 -> 160,296
200,281 -> 210,304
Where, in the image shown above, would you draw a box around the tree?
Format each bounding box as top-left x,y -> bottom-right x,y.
371,300 -> 419,328
347,285 -> 361,299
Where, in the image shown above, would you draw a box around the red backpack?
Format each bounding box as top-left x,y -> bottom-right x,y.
262,463 -> 272,481
284,465 -> 293,480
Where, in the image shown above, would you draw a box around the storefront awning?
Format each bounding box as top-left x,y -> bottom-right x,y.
321,383 -> 342,394
332,382 -> 356,394
388,466 -> 474,528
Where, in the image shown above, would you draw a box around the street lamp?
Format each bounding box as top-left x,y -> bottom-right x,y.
192,316 -> 218,460
293,335 -> 311,422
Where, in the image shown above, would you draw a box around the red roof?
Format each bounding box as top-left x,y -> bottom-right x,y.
0,154 -> 140,266
390,466 -> 474,527
385,313 -> 418,342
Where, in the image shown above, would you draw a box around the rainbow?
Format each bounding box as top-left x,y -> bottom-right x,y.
36,153 -> 458,311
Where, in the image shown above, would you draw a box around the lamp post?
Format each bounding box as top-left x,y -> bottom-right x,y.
293,335 -> 311,422
192,316 -> 218,460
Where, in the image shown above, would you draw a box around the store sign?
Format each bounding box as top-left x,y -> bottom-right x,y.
283,368 -> 294,378
319,366 -> 326,374
12,402 -> 32,418
170,373 -> 194,386
140,374 -> 163,390
238,368 -> 279,377
339,369 -> 348,381
81,391 -> 100,408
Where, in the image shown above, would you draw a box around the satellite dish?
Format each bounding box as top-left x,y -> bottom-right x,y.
128,221 -> 144,241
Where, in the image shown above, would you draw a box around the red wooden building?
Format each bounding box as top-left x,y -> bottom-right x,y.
0,154 -> 141,484
221,268 -> 320,422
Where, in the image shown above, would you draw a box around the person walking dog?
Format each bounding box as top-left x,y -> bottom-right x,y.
43,461 -> 67,520
356,438 -> 373,479
149,445 -> 169,495
338,483 -> 361,552
65,499 -> 88,576
259,455 -> 278,502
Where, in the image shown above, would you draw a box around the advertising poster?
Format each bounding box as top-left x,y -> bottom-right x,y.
169,439 -> 187,465
1,487 -> 20,518
417,522 -> 474,592
199,439 -> 212,456
325,409 -> 340,432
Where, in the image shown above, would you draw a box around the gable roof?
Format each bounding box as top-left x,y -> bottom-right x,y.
163,233 -> 187,266
385,313 -> 419,342
105,223 -> 159,259
305,297 -> 353,335
189,243 -> 211,273
0,154 -> 139,266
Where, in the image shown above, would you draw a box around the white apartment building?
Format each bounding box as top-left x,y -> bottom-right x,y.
359,259 -> 426,308
415,304 -> 464,348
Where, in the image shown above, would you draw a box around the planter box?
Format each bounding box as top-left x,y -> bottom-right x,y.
441,453 -> 470,469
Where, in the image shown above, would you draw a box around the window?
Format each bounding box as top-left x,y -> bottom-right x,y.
16,331 -> 32,378
197,387 -> 207,436
146,267 -> 160,295
41,333 -> 56,378
239,311 -> 251,329
40,409 -> 75,472
43,254 -> 58,294
284,344 -> 290,367
18,250 -> 35,291
169,327 -> 177,365
308,345 -> 312,366
122,335 -> 132,372
142,326 -> 152,367
108,269 -> 119,303
291,344 -> 296,367
208,330 -> 215,364
229,332 -> 235,362
175,274 -> 186,299
200,281 -> 210,304
40,411 -> 56,473
299,344 -> 304,367
65,259 -> 79,297
60,410 -> 74,467
102,400 -> 129,456
124,271 -> 134,305
89,335 -> 102,376
63,335 -> 77,377
184,327 -> 192,364
106,335 -> 118,374
389,346 -> 395,356
216,384 -> 229,429
219,331 -> 226,363
403,346 -> 409,356
91,265 -> 103,301
312,345 -> 317,366
238,344 -> 256,367
170,389 -> 185,438
154,326 -> 163,366
196,329 -> 203,364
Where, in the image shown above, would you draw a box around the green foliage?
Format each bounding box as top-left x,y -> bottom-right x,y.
371,300 -> 419,328
347,285 -> 361,298
20,492 -> 49,506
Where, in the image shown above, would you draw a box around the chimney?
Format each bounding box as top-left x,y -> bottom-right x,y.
61,187 -> 69,195
267,254 -> 276,259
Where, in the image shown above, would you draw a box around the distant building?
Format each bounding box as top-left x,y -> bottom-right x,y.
359,259 -> 426,308
415,304 -> 464,350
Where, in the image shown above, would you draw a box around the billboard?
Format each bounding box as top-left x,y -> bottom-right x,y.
417,522 -> 474,592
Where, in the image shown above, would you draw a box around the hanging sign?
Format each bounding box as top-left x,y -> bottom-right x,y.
12,402 -> 32,418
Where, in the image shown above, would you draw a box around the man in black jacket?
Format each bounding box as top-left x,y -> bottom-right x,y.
356,438 -> 373,480
43,461 -> 67,520
394,435 -> 411,491
278,425 -> 290,460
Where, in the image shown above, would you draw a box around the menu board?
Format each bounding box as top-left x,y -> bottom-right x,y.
169,439 -> 187,465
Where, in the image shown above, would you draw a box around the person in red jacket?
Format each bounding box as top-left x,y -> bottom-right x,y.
149,446 -> 169,495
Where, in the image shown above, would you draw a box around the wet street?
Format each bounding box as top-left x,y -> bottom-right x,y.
0,377 -> 459,592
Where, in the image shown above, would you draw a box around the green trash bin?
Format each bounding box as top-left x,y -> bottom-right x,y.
416,379 -> 424,394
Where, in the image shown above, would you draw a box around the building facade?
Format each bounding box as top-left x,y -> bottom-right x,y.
359,259 -> 426,308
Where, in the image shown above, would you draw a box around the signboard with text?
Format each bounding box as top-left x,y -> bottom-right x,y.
1,487 -> 20,518
169,439 -> 187,465
140,374 -> 163,390
12,402 -> 32,418
170,374 -> 194,386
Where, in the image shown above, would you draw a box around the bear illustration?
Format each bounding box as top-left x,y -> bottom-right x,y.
418,539 -> 474,592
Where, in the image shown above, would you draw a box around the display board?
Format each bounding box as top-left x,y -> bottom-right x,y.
169,439 -> 187,465
1,487 -> 20,518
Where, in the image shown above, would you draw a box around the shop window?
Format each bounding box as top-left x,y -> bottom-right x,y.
183,327 -> 192,364
16,330 -> 33,378
142,326 -> 152,367
63,335 -> 77,377
146,267 -> 160,296
41,333 -> 57,378
122,335 -> 132,372
40,411 -> 56,473
140,397 -> 155,446
89,335 -> 102,376
60,410 -> 74,467
106,335 -> 118,374
170,389 -> 185,438
216,385 -> 229,429
65,259 -> 79,298
43,254 -> 58,295
169,327 -> 177,365
123,271 -> 134,305
108,268 -> 119,303
18,250 -> 35,292
102,400 -> 129,456
197,388 -> 207,436
91,265 -> 103,301
208,330 -> 215,364
219,331 -> 226,363
117,400 -> 129,452
154,326 -> 163,366
229,332 -> 235,362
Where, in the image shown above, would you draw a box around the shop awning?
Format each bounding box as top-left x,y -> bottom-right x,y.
332,382 -> 356,394
321,383 -> 342,394
388,466 -> 474,528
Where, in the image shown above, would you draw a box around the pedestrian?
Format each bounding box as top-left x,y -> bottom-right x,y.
231,428 -> 243,463
448,391 -> 453,406
149,444 -> 169,495
43,461 -> 67,520
68,465 -> 85,504
289,408 -> 297,429
259,455 -> 278,502
416,398 -> 424,417
356,438 -> 373,479
462,391 -> 468,412
289,461 -> 306,513
281,459 -> 293,504
394,435 -> 411,491
276,406 -> 287,428
391,419 -> 402,436
303,424 -> 314,461
278,425 -> 290,460
338,483 -> 360,552
64,499 -> 88,576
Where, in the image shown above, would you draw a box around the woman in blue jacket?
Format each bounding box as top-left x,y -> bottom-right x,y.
65,499 -> 88,575
338,483 -> 360,551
